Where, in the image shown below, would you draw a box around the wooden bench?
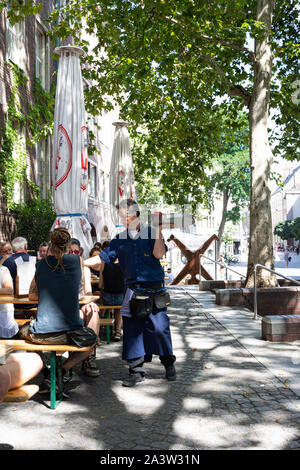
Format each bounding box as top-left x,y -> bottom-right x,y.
4,385 -> 40,403
0,339 -> 92,409
98,305 -> 122,343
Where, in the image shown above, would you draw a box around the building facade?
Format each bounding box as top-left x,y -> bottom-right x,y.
271,164 -> 300,245
0,2 -> 119,246
0,1 -> 56,240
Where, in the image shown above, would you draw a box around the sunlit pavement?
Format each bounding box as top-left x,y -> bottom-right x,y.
0,285 -> 300,450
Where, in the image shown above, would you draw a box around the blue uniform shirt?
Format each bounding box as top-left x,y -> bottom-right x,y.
99,225 -> 166,286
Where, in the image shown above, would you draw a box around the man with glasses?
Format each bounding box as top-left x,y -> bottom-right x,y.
0,241 -> 13,266
84,199 -> 176,387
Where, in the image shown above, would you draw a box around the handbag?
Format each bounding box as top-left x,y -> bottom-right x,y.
67,327 -> 97,347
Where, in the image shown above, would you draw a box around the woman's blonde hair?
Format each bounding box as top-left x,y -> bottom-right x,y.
49,227 -> 71,271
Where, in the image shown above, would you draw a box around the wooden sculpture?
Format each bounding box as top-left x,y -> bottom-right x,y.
167,234 -> 219,285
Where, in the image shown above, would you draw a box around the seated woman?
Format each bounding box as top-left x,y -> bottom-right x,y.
68,238 -> 99,376
0,265 -> 19,339
98,257 -> 125,342
89,247 -> 101,295
18,227 -> 100,387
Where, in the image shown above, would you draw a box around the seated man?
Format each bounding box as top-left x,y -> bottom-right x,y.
18,227 -> 100,390
2,237 -> 30,293
0,352 -> 43,403
69,238 -> 92,297
37,242 -> 49,261
0,265 -> 18,339
0,241 -> 13,266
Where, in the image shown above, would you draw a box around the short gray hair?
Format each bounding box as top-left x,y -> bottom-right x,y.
11,237 -> 27,252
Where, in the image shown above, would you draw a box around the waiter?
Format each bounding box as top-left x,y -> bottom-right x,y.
85,199 -> 176,387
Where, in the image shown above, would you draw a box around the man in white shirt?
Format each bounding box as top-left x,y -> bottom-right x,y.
165,268 -> 175,285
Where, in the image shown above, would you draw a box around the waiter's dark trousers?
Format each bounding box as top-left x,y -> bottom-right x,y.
122,309 -> 176,373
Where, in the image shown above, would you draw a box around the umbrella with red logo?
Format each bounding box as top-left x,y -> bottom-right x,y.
51,45 -> 93,258
109,121 -> 135,227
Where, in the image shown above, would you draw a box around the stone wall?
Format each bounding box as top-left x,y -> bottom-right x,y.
215,286 -> 300,316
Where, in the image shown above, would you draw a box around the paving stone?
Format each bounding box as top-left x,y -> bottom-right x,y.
1,287 -> 300,450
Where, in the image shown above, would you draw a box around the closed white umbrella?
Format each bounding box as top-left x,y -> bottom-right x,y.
51,45 -> 93,258
109,121 -> 135,227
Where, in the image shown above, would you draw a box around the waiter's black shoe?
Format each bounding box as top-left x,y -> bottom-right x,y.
165,364 -> 176,381
122,373 -> 146,387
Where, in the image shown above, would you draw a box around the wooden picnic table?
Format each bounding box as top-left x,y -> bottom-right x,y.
0,295 -> 100,306
0,343 -> 14,362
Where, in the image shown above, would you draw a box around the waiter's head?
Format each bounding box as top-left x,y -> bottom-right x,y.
117,199 -> 140,229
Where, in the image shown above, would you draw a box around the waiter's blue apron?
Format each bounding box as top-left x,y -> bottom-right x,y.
122,308 -> 174,362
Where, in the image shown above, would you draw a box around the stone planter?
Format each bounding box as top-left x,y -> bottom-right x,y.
215,286 -> 300,317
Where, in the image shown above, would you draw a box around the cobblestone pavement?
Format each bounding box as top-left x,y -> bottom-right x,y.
1,286 -> 300,450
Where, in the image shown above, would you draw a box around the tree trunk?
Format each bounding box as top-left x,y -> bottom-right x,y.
216,188 -> 230,260
246,0 -> 277,287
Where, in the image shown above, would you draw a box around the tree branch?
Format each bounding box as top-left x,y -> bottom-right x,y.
155,13 -> 256,66
228,85 -> 252,107
153,12 -> 253,107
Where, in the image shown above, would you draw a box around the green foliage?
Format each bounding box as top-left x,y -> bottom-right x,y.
0,118 -> 27,207
27,78 -> 56,146
206,123 -> 250,223
12,193 -> 56,251
0,62 -> 54,208
271,1 -> 300,159
275,217 -> 300,242
290,217 -> 300,241
0,1 -> 42,25
274,220 -> 294,241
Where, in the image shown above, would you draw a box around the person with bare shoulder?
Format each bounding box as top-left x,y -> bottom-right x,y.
19,228 -> 100,394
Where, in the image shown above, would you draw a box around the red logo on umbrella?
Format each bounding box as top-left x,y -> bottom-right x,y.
55,124 -> 72,190
81,126 -> 88,191
130,169 -> 135,198
118,170 -> 125,196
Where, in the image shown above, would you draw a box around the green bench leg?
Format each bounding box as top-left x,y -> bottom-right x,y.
50,352 -> 63,410
106,310 -> 111,344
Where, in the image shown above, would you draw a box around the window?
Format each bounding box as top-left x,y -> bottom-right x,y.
88,162 -> 97,199
99,170 -> 105,201
6,15 -> 26,69
36,138 -> 50,198
36,26 -> 48,89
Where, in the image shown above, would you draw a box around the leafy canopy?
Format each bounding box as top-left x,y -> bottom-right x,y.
2,0 -> 298,203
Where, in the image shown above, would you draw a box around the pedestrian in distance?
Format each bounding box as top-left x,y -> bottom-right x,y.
165,268 -> 175,285
284,249 -> 291,268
